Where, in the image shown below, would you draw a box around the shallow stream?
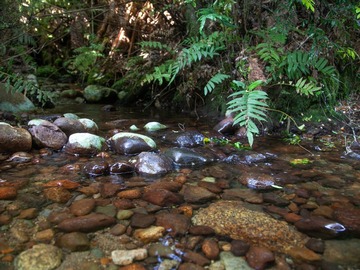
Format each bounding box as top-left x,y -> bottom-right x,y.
0,104 -> 359,270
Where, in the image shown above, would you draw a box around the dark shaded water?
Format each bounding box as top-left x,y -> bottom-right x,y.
1,104 -> 360,269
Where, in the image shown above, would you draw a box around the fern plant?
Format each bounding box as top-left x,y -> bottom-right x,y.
65,39 -> 105,84
227,80 -> 269,147
142,31 -> 226,87
204,73 -> 230,96
256,43 -> 338,100
0,70 -> 54,107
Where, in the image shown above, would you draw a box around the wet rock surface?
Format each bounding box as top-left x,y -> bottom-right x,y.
0,106 -> 359,270
0,124 -> 32,153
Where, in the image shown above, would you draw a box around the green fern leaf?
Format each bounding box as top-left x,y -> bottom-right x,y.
204,73 -> 230,96
301,0 -> 315,12
294,77 -> 322,96
227,80 -> 268,147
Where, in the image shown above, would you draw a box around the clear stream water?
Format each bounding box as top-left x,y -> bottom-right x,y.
1,104 -> 359,269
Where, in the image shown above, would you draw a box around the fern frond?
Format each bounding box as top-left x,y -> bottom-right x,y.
197,7 -> 235,33
287,77 -> 322,96
301,0 -> 315,12
138,41 -> 173,53
256,43 -> 282,63
227,80 -> 269,147
204,73 -> 230,96
0,70 -> 54,107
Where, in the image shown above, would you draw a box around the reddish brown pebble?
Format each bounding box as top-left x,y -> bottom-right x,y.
246,245 -> 275,270
117,189 -> 142,199
43,187 -> 72,203
188,225 -> 215,235
18,208 -> 38,219
231,239 -> 250,256
0,186 -> 17,200
183,250 -> 210,266
202,238 -> 219,260
118,263 -> 146,270
70,198 -> 96,216
42,179 -> 80,190
284,212 -> 302,223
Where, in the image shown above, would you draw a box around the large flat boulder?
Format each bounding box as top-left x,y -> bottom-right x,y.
0,83 -> 35,112
192,200 -> 310,255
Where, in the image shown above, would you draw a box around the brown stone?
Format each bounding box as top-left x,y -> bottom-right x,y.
287,247 -> 321,262
178,263 -> 205,270
222,188 -> 263,204
70,198 -> 96,216
231,239 -> 250,256
0,186 -> 17,200
0,214 -> 12,225
142,188 -> 183,206
56,232 -> 90,251
34,229 -> 55,242
284,213 -> 302,223
333,207 -> 360,236
146,181 -> 183,192
113,199 -> 135,209
188,225 -> 215,235
118,263 -> 146,270
246,246 -> 275,270
43,187 -> 72,203
29,121 -> 68,150
312,205 -> 333,219
202,238 -> 219,260
156,213 -> 191,236
192,201 -> 308,254
117,189 -> 142,199
181,184 -> 217,204
100,182 -> 122,198
57,213 -> 116,232
47,210 -> 74,225
0,125 -> 32,153
197,181 -> 222,193
18,208 -> 38,219
131,213 -> 156,228
183,250 -> 210,266
42,179 -> 81,190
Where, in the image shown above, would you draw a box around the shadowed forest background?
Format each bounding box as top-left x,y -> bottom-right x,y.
0,0 -> 359,145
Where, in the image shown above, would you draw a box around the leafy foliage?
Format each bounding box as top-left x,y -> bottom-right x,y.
0,70 -> 54,107
65,39 -> 105,84
197,7 -> 235,33
204,73 -> 230,96
142,31 -> 226,86
227,80 -> 269,147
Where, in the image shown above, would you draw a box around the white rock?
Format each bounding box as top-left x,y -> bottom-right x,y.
144,121 -> 167,131
63,113 -> 79,120
111,248 -> 148,265
78,118 -> 99,133
68,133 -> 106,150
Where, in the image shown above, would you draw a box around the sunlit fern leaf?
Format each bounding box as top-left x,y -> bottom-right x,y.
301,0 -> 315,12
227,80 -> 269,147
293,77 -> 322,96
204,73 -> 230,96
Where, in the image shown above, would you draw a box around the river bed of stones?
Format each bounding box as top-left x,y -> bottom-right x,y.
0,105 -> 360,270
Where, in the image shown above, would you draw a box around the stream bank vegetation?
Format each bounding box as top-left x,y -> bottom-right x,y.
0,0 -> 359,146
